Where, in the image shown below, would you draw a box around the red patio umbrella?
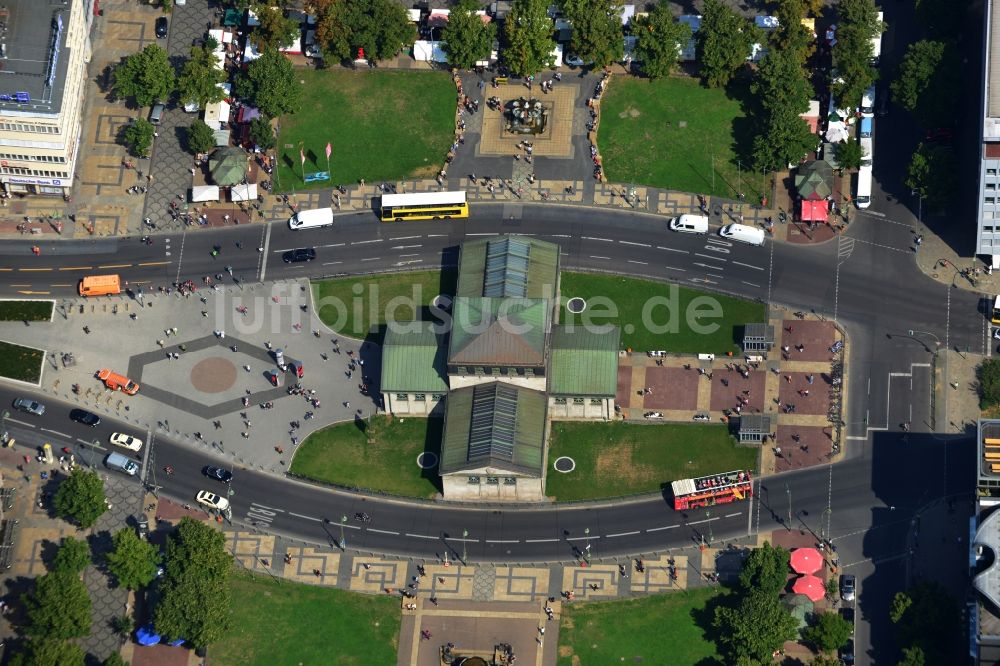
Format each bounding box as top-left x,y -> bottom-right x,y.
790,547 -> 824,574
791,574 -> 825,602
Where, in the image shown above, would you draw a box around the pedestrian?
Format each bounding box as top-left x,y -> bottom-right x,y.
806,374 -> 814,384
784,375 -> 791,383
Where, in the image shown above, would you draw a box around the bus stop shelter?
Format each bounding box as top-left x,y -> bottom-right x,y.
737,414 -> 773,444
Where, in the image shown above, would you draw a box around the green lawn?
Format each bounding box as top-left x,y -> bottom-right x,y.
599,76 -> 765,199
0,300 -> 52,321
313,269 -> 455,341
290,415 -> 443,498
212,571 -> 400,666
560,272 -> 766,354
558,587 -> 728,666
276,70 -> 455,191
0,341 -> 44,383
545,422 -> 757,501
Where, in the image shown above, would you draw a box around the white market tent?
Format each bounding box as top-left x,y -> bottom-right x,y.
230,183 -> 258,202
413,40 -> 448,63
191,185 -> 220,202
204,100 -> 231,129
407,8 -> 421,22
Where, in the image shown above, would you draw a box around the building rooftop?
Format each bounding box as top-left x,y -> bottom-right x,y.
448,297 -> 550,368
548,325 -> 619,396
380,322 -> 449,393
0,0 -> 73,116
456,235 -> 560,300
439,382 -> 547,476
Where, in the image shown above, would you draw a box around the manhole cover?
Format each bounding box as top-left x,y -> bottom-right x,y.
416,452 -> 438,469
553,456 -> 576,473
190,357 -> 237,393
567,297 -> 586,314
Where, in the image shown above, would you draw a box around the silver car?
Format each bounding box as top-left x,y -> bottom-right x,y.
13,397 -> 45,416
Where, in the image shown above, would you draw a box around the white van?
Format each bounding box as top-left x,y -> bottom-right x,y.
860,85 -> 875,117
105,452 -> 138,476
719,223 -> 766,246
288,208 -> 334,230
669,214 -> 709,234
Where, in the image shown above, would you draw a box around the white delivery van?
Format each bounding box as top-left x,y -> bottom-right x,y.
860,85 -> 876,116
669,214 -> 709,234
288,208 -> 334,230
105,452 -> 139,476
719,223 -> 766,246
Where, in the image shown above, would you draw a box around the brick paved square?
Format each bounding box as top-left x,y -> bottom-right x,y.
642,366 -> 698,410
778,320 -> 837,362
616,364 -> 634,407
777,372 -> 832,415
709,369 -> 766,412
477,83 -> 577,158
773,425 -> 835,472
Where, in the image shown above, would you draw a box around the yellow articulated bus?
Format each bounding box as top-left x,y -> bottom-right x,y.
379,191 -> 468,222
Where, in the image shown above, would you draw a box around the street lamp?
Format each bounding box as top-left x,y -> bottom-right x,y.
907,329 -> 941,353
0,409 -> 9,444
462,529 -> 468,564
786,485 -> 792,530
584,527 -> 591,563
706,510 -> 713,547
339,515 -> 347,550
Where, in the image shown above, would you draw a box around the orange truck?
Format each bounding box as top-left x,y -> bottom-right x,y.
97,369 -> 139,395
79,275 -> 121,297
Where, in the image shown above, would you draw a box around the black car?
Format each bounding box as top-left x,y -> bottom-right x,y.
203,466 -> 233,483
283,247 -> 316,263
840,606 -> 855,628
155,17 -> 168,38
840,639 -> 855,665
69,409 -> 101,427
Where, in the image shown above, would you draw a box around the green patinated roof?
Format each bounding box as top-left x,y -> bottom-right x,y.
440,382 -> 547,476
456,235 -> 560,299
548,326 -> 620,396
380,322 -> 450,393
448,297 -> 550,367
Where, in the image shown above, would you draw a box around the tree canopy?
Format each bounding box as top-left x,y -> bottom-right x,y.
313,0 -> 414,63
154,518 -> 233,648
835,138 -> 864,171
890,581 -> 961,664
560,0 -> 624,69
123,119 -> 155,158
714,589 -> 799,664
830,0 -> 882,109
113,44 -> 175,107
738,541 -> 791,596
905,142 -> 957,210
251,4 -> 298,50
633,3 -> 690,79
105,527 -> 161,590
234,48 -> 302,118
749,50 -> 815,171
442,0 -> 497,70
177,46 -> 227,110
248,116 -> 276,151
697,0 -> 758,88
771,0 -> 816,65
186,119 -> 216,155
52,537 -> 91,575
22,571 -> 92,639
503,0 -> 556,77
890,40 -> 958,129
802,610 -> 854,652
980,359 -> 1000,408
53,469 -> 107,529
10,638 -> 85,666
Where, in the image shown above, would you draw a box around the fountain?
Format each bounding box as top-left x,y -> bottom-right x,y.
505,97 -> 547,135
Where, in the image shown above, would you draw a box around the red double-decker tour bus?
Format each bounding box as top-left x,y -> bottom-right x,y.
670,470 -> 753,510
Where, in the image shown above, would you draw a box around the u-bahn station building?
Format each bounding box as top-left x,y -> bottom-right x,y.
380,236 -> 619,501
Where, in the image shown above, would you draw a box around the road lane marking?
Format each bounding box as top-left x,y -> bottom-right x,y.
319,243 -> 345,248
137,261 -> 170,267
50,284 -> 72,287
486,539 -> 520,543
59,266 -> 92,271
732,261 -> 764,271
582,236 -> 613,242
405,533 -> 438,540
589,256 -> 610,260
524,538 -> 558,543
351,239 -> 382,245
467,233 -> 498,236
17,290 -> 50,294
287,512 -> 321,521
548,234 -> 571,238
0,268 -> 12,272
656,246 -> 688,253
360,257 -> 381,261
618,240 -> 650,247
40,428 -> 71,437
98,263 -> 132,269
259,223 -> 273,283
391,245 -> 423,250
322,261 -> 342,266
725,512 -> 742,518
368,528 -> 400,535
694,253 -> 726,261
566,535 -> 600,541
741,281 -> 761,288
398,253 -> 420,257
664,266 -> 686,272
18,268 -> 52,272
605,531 -> 640,538
8,417 -> 36,428
645,525 -> 678,532
628,260 -> 647,265
390,235 -> 421,241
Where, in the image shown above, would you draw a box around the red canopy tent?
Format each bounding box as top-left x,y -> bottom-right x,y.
790,547 -> 823,574
791,574 -> 826,602
801,199 -> 829,222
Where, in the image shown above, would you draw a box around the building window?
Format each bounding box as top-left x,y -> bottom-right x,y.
573,397 -> 585,405
990,169 -> 999,176
525,368 -> 535,377
503,477 -> 517,485
554,397 -> 567,405
431,393 -> 445,401
486,477 -> 499,485
590,398 -> 603,405
468,476 -> 480,484
491,367 -> 501,377
987,198 -> 996,205
414,393 -> 426,401
395,393 -> 409,401
456,366 -> 467,375
475,367 -> 484,376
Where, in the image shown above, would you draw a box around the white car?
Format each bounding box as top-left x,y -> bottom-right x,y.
196,490 -> 230,511
109,432 -> 143,452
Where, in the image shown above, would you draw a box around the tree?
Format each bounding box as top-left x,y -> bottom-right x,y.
560,0 -> 624,69
835,138 -> 863,171
905,142 -> 957,210
22,571 -> 92,639
503,0 -> 556,77
234,48 -> 302,118
830,0 -> 882,109
339,0 -> 415,63
10,638 -> 85,666
154,518 -> 233,648
53,469 -> 107,529
772,0 -> 815,65
248,116 -> 276,151
802,610 -> 853,652
105,527 -> 160,590
633,3 -> 691,79
714,589 -> 799,663
890,581 -> 961,664
52,537 -> 91,575
980,359 -> 1000,408
251,4 -> 298,50
890,40 -> 958,128
110,614 -> 134,641
749,50 -> 816,171
811,656 -> 843,666
898,646 -> 926,666
697,0 -> 758,88
313,0 -> 352,62
177,46 -> 227,110
123,119 -> 155,158
442,0 -> 497,70
738,541 -> 791,596
187,119 -> 216,155
112,44 -> 175,107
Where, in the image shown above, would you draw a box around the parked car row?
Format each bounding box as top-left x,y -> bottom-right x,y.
668,214 -> 766,247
